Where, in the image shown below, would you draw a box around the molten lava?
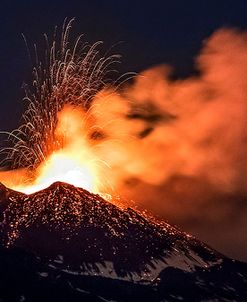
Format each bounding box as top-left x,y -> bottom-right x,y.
15,152 -> 98,194
11,106 -> 106,195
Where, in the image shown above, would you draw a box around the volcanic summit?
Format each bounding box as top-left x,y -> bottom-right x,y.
0,182 -> 246,301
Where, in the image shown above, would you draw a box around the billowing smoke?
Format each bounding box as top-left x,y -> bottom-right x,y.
88,28 -> 247,260
90,28 -> 247,194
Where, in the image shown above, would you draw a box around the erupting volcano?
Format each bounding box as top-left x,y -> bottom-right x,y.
12,106 -> 105,195
0,19 -> 120,196
0,19 -> 246,301
0,182 -> 246,301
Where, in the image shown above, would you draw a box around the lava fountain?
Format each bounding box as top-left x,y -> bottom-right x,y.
0,19 -> 120,196
11,105 -> 108,195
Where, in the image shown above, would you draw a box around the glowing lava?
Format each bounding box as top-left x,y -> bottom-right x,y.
10,106 -> 106,195
15,152 -> 98,194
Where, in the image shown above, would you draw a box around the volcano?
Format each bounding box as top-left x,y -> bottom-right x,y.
0,182 -> 246,301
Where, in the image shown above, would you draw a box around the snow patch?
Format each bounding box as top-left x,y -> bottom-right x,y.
38,272 -> 49,277
59,249 -> 221,282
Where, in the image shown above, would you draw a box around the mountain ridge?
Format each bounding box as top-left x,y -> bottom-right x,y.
0,181 -> 246,301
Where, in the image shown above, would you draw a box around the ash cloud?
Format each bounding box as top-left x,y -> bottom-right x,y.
90,28 -> 247,261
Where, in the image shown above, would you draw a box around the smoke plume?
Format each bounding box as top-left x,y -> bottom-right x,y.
88,28 -> 247,260
89,28 -> 247,194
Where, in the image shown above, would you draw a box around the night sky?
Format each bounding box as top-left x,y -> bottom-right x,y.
1,0 -> 247,261
1,0 -> 247,131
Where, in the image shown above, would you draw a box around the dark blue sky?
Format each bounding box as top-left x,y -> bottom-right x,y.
0,0 -> 247,131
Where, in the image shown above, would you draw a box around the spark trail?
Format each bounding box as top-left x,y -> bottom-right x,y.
0,18 -> 121,174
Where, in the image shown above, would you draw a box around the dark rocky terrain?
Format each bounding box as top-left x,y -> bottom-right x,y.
0,181 -> 246,301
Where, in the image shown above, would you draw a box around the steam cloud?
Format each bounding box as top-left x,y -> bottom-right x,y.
90,28 -> 247,193
89,28 -> 247,260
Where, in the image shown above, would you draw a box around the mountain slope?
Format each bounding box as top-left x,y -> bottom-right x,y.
0,181 -> 246,301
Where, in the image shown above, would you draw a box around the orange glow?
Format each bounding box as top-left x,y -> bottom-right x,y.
10,105 -> 106,195
14,152 -> 98,194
